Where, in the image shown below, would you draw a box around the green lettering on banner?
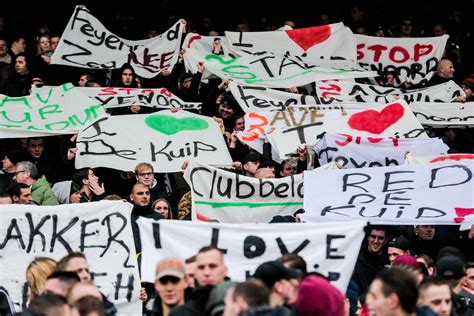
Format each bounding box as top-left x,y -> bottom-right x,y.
0,111 -> 32,123
246,69 -> 347,85
195,201 -> 303,208
222,65 -> 257,80
38,104 -> 62,120
61,82 -> 75,91
45,121 -> 70,131
69,104 -> 102,126
0,123 -> 21,128
36,89 -> 54,104
205,54 -> 237,65
0,96 -> 31,109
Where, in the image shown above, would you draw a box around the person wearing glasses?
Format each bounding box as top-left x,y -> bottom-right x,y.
14,161 -> 59,205
352,225 -> 389,295
134,162 -> 168,205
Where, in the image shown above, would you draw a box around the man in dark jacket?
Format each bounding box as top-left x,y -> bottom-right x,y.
152,257 -> 187,316
352,226 -> 389,294
170,246 -> 229,316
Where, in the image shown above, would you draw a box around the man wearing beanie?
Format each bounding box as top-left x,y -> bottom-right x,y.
460,74 -> 474,101
436,255 -> 474,315
0,149 -> 24,194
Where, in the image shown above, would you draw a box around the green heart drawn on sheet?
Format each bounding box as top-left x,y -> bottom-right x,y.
145,114 -> 209,135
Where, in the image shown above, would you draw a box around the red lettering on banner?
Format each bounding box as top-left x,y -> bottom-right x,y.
118,88 -> 133,95
98,87 -> 118,96
357,43 -> 365,60
335,134 -> 352,146
367,45 -> 388,62
367,137 -> 384,143
187,35 -> 202,48
359,43 -> 434,63
320,83 -> 342,98
160,88 -> 172,97
454,207 -> 474,223
242,113 -> 268,141
414,44 -> 433,62
389,46 -> 410,63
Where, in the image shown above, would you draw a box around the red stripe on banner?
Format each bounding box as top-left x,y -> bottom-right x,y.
196,213 -> 210,222
430,154 -> 474,163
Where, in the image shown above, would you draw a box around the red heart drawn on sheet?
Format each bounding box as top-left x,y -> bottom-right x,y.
285,25 -> 331,51
348,103 -> 405,134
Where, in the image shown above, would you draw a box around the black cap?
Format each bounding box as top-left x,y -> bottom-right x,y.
253,260 -> 301,288
388,236 -> 411,251
221,94 -> 238,109
241,153 -> 261,165
436,256 -> 465,280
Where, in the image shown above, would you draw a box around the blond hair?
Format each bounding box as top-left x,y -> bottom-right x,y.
26,257 -> 57,301
134,162 -> 154,175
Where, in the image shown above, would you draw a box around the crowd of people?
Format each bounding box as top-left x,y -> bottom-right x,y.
1,3 -> 474,316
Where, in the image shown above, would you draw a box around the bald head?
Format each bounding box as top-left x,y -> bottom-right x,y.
437,59 -> 454,79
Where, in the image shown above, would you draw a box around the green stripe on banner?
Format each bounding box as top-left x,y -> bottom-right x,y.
195,201 -> 304,208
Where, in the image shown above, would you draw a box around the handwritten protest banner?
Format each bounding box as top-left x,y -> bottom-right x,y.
228,82 -> 371,112
182,33 -> 233,74
185,48 -> 376,88
51,6 -> 185,78
401,81 -> 464,103
237,109 -> 346,161
356,34 -> 448,86
312,80 -> 463,105
404,153 -> 474,165
76,110 -> 232,172
410,102 -> 474,126
36,83 -> 201,110
268,100 -> 427,159
183,161 -> 304,222
316,133 -> 449,168
226,22 -> 356,63
315,79 -> 402,104
138,218 -> 366,292
303,160 -> 474,225
0,84 -> 106,138
0,201 -> 141,314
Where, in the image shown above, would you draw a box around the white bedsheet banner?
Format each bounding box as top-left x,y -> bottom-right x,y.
410,102 -> 474,126
138,218 -> 366,292
0,84 -> 106,138
303,160 -> 474,224
185,48 -> 376,88
313,80 -> 463,104
51,6 -> 185,78
0,201 -> 141,315
228,82 -> 372,112
226,22 -> 357,62
183,161 -> 304,223
268,100 -> 427,159
76,110 -> 232,172
356,34 -> 448,87
316,133 -> 449,168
